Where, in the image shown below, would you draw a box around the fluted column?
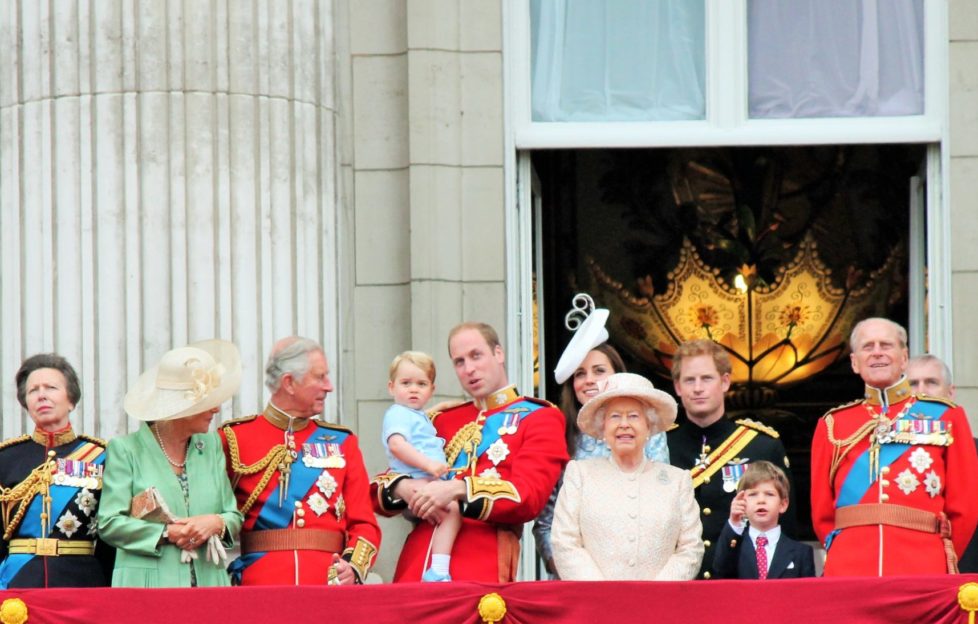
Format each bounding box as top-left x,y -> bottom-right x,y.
0,0 -> 339,436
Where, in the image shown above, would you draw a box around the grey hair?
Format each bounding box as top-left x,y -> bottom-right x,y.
265,337 -> 324,393
849,317 -> 908,352
908,353 -> 953,386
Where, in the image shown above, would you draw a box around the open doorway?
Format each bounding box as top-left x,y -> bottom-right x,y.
532,144 -> 926,539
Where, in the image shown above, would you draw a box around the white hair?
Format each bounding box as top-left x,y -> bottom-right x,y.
849,317 -> 908,352
265,337 -> 323,393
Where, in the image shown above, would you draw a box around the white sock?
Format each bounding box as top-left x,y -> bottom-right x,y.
430,554 -> 451,575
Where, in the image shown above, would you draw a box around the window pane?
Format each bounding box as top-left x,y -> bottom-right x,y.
531,0 -> 706,122
748,0 -> 924,118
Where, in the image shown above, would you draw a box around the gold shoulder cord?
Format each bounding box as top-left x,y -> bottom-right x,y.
443,419 -> 484,472
222,426 -> 291,514
0,453 -> 58,539
825,413 -> 876,483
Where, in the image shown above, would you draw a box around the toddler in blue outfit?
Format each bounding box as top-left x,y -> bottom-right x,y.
382,351 -> 461,582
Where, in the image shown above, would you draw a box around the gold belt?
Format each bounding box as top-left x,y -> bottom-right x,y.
8,538 -> 96,556
240,529 -> 344,554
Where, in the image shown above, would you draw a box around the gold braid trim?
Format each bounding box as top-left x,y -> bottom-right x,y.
0,435 -> 30,451
443,421 -> 483,468
0,456 -> 57,539
825,412 -> 877,483
222,426 -> 291,515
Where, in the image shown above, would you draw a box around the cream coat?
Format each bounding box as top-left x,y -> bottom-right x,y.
552,457 -> 703,580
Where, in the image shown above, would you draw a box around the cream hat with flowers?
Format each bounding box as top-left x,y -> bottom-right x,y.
577,372 -> 677,438
125,340 -> 242,422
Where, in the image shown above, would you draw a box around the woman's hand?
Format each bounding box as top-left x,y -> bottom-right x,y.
166,515 -> 224,550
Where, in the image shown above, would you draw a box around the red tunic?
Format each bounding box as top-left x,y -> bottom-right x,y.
811,380 -> 978,576
221,406 -> 380,585
372,386 -> 568,582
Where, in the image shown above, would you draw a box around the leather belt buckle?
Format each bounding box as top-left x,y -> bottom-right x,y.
35,538 -> 59,557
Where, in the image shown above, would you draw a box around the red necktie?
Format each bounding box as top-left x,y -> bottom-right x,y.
756,535 -> 769,580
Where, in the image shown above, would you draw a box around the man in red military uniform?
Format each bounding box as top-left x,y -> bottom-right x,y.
220,337 -> 380,585
372,322 -> 568,582
811,318 -> 978,576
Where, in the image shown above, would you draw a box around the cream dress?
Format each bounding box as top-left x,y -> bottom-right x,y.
552,457 -> 703,580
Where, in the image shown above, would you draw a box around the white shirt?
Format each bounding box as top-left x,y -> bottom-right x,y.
728,520 -> 782,573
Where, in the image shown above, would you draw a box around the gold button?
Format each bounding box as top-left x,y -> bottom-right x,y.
881,466 -> 890,475
296,509 -> 306,517
703,572 -> 712,579
730,540 -> 738,547
294,501 -> 303,508
297,519 -> 306,528
881,480 -> 890,487
881,494 -> 889,502
703,508 -> 712,516
703,540 -> 712,548
703,477 -> 710,484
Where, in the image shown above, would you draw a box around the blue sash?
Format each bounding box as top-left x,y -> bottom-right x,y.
0,441 -> 106,589
229,427 -> 350,581
827,402 -> 948,550
450,400 -> 541,473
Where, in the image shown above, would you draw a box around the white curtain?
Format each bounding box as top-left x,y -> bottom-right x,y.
531,0 -> 706,122
748,0 -> 924,118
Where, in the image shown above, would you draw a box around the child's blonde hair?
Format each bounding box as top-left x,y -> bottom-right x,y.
737,460 -> 790,500
389,350 -> 436,383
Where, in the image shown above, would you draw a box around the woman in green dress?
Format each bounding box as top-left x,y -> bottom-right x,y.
97,340 -> 244,587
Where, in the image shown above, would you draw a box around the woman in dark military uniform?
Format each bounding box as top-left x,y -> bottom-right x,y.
0,354 -> 112,588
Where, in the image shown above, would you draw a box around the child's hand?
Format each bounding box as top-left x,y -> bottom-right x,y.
426,461 -> 451,478
729,490 -> 746,525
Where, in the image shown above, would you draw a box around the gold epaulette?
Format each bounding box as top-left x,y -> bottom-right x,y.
78,433 -> 107,447
522,396 -> 558,409
312,419 -> 352,434
666,423 -> 680,433
0,435 -> 30,451
221,414 -> 258,427
915,394 -> 957,408
428,400 -> 473,423
820,398 -> 864,419
735,418 -> 780,439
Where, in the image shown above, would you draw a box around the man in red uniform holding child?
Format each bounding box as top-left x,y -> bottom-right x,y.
373,322 -> 568,582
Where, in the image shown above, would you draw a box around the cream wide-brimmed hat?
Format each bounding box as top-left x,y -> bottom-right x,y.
577,372 -> 677,439
124,340 -> 242,422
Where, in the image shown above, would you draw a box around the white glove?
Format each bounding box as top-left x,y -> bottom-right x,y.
206,535 -> 228,566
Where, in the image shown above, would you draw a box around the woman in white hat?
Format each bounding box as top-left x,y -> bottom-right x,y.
534,298 -> 669,576
551,372 -> 703,580
97,340 -> 244,587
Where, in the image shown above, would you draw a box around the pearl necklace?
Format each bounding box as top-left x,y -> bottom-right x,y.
152,424 -> 188,469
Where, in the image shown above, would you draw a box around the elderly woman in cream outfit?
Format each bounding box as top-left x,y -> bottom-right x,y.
552,373 -> 703,580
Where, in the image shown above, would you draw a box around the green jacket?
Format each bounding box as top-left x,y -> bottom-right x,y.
97,424 -> 243,587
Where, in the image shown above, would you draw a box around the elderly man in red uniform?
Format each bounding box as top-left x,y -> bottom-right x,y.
811,318 -> 978,575
220,337 -> 380,585
373,322 -> 568,582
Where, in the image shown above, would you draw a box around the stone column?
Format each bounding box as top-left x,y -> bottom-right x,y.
0,0 -> 340,435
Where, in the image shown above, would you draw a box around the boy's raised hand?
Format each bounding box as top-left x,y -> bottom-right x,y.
729,490 -> 747,525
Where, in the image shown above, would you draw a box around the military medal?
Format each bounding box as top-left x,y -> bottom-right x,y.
497,412 -> 521,436
694,436 -> 711,470
721,460 -> 748,492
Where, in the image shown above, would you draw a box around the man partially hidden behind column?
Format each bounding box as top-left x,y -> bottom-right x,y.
372,322 -> 568,582
906,353 -> 978,573
812,318 -> 978,576
220,337 -> 380,585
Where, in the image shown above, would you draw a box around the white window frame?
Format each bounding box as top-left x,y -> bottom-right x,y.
503,0 -> 953,379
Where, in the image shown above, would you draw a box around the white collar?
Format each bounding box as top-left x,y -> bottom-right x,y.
748,523 -> 782,546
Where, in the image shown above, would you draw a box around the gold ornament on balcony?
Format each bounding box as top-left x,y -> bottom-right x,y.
586,233 -> 899,399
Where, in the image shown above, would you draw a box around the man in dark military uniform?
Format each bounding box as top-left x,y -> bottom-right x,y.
667,339 -> 794,579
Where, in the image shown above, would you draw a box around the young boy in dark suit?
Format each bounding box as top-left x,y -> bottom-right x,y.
712,461 -> 815,579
